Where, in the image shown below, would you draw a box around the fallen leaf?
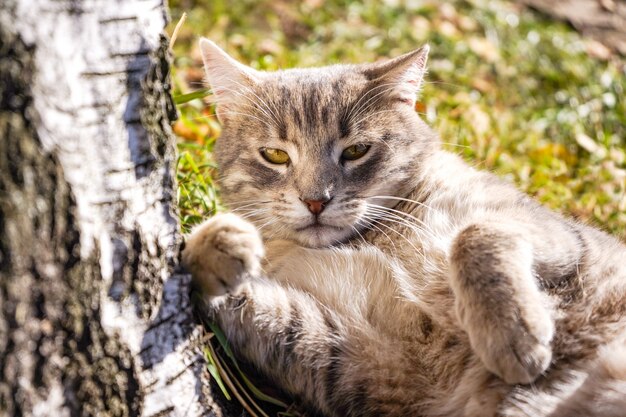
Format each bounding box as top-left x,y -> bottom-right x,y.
259,39 -> 283,55
468,37 -> 500,62
585,39 -> 612,60
575,131 -> 606,157
437,20 -> 460,38
471,77 -> 493,93
466,104 -> 490,135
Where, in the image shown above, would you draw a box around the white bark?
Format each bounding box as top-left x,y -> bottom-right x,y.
0,0 -> 226,415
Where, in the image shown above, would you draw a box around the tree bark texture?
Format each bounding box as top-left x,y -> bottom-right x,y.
0,1 -> 234,416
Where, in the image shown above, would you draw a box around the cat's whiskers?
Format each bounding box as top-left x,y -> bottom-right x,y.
355,217 -> 400,257
202,109 -> 274,130
361,213 -> 429,263
230,201 -> 274,223
229,197 -> 274,204
364,208 -> 428,242
231,205 -> 272,218
349,222 -> 370,247
350,92 -> 395,126
351,109 -> 400,127
368,195 -> 436,213
223,79 -> 283,129
264,221 -> 290,242
206,84 -> 281,130
225,101 -> 277,126
364,212 -> 441,273
256,217 -> 279,235
367,203 -> 436,237
365,211 -> 440,265
346,82 -> 403,126
367,208 -> 438,244
235,208 -> 272,219
239,209 -> 277,234
344,81 -> 401,122
261,94 -> 284,133
230,200 -> 273,211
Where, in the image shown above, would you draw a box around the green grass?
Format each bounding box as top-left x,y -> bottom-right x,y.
169,1 -> 625,412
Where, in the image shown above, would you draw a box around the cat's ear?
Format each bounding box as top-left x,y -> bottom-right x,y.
199,38 -> 262,122
362,45 -> 429,106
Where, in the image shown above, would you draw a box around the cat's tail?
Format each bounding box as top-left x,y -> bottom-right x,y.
547,336 -> 626,417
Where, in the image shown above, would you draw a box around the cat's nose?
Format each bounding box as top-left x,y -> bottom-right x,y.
301,198 -> 331,215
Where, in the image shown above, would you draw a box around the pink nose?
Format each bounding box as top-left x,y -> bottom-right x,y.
303,199 -> 329,215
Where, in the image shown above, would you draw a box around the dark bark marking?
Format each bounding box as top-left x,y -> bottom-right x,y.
145,406 -> 175,417
0,26 -> 142,417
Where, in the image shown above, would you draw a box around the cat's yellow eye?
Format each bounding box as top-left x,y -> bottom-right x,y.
341,144 -> 370,161
260,147 -> 290,165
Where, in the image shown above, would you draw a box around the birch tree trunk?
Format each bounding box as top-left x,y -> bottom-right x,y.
0,1 -> 235,415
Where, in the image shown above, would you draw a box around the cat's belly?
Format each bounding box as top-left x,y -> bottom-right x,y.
266,242 -> 509,416
268,242 -> 455,334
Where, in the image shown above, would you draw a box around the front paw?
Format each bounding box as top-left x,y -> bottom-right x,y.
182,213 -> 264,296
456,296 -> 554,385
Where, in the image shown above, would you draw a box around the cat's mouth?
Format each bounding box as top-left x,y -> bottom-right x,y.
295,221 -> 343,233
293,220 -> 349,248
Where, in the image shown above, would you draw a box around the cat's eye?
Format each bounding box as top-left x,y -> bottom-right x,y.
341,144 -> 370,161
260,147 -> 290,165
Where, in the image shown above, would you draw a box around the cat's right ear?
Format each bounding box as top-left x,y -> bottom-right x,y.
362,45 -> 429,107
199,38 -> 261,122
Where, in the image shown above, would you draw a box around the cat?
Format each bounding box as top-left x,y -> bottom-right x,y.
182,38 -> 626,417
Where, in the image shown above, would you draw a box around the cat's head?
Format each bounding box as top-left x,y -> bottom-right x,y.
200,38 -> 437,248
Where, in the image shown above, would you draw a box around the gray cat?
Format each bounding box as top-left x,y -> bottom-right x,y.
183,38 -> 626,417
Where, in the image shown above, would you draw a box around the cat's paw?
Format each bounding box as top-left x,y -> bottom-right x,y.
182,213 -> 264,296
456,296 -> 554,385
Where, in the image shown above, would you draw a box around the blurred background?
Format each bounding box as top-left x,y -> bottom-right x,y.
168,0 -> 626,238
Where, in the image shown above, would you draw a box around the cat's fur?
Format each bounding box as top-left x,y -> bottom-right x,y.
183,38 -> 626,416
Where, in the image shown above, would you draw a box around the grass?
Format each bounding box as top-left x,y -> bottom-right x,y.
169,0 -> 625,413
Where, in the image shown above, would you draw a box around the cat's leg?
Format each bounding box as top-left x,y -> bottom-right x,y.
182,213 -> 372,416
449,221 -> 557,385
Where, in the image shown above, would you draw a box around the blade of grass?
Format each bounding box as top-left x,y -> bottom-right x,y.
208,322 -> 290,408
204,345 -> 232,400
214,345 -> 272,417
174,89 -> 211,105
208,322 -> 236,360
238,371 -> 290,408
207,339 -> 263,417
169,12 -> 187,49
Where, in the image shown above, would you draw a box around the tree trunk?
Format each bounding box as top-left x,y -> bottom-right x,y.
0,1 -> 235,415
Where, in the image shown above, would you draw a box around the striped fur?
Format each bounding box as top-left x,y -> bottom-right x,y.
183,40 -> 626,416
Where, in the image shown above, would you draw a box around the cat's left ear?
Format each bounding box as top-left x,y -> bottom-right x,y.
362,45 -> 429,106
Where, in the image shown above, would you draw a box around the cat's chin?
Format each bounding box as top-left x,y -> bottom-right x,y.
291,224 -> 354,248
